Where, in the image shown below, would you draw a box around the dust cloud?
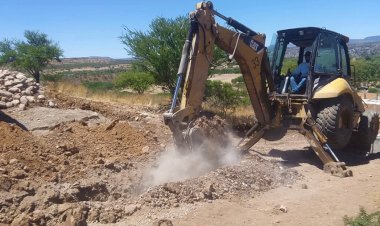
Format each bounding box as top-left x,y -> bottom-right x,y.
144,137 -> 241,187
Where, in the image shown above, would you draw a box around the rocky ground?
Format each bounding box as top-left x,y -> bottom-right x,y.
0,72 -> 379,226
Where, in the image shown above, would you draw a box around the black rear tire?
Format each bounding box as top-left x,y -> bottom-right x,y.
316,97 -> 354,151
349,111 -> 379,154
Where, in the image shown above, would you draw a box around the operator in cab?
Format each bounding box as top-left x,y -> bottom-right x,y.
289,51 -> 311,93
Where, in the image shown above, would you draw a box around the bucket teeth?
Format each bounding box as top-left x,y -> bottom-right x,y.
323,162 -> 352,177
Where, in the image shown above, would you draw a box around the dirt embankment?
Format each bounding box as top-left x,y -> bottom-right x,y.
0,115 -> 160,225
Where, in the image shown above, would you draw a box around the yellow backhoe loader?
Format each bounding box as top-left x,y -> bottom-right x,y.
163,1 -> 379,177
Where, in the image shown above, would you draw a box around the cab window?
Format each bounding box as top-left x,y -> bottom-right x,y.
272,37 -> 287,75
267,34 -> 277,70
339,42 -> 349,76
314,33 -> 339,75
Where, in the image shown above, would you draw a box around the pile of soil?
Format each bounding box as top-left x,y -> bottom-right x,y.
138,154 -> 299,209
0,118 -> 161,225
0,121 -> 52,180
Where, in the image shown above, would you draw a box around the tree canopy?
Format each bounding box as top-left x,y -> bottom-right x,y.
121,16 -> 189,93
120,16 -> 226,94
0,30 -> 63,83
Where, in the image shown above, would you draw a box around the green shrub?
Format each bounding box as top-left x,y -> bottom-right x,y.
368,87 -> 378,93
209,67 -> 240,75
343,207 -> 380,226
231,76 -> 244,84
114,71 -> 154,94
43,68 -> 126,83
83,81 -> 114,92
281,57 -> 298,75
42,72 -> 66,82
205,80 -> 241,116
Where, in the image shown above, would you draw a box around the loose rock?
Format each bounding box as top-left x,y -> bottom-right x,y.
10,170 -> 27,179
279,205 -> 288,213
124,204 -> 141,216
9,159 -> 19,164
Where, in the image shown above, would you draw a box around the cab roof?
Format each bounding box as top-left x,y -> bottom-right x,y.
276,27 -> 349,47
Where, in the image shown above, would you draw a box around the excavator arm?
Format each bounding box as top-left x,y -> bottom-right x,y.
164,1 -> 274,150
163,1 -> 352,177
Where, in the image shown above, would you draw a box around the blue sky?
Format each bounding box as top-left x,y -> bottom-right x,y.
1,0 -> 379,58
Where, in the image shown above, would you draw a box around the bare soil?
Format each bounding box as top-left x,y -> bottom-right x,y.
208,73 -> 241,83
171,136 -> 380,226
0,90 -> 379,226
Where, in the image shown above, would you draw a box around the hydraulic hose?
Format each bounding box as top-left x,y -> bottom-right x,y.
170,18 -> 198,113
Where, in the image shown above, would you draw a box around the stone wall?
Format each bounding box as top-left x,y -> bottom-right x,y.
0,70 -> 45,110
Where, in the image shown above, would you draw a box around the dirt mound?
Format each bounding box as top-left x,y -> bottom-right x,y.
138,154 -> 299,209
0,121 -> 53,180
0,117 -> 160,225
47,120 -> 153,158
0,121 -> 33,146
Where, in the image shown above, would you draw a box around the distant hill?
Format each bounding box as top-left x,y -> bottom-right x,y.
364,36 -> 380,42
348,36 -> 380,57
62,36 -> 380,64
58,57 -> 135,64
350,35 -> 380,44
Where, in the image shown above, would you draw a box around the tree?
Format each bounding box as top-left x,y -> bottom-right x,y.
0,30 -> 63,83
121,16 -> 226,94
121,16 -> 188,93
0,39 -> 17,64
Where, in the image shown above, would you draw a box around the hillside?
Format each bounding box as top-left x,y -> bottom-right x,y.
351,35 -> 380,44
57,57 -> 135,64
59,36 -> 380,62
348,42 -> 380,58
46,57 -> 135,72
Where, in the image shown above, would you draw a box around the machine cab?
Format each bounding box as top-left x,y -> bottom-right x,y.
268,27 -> 351,99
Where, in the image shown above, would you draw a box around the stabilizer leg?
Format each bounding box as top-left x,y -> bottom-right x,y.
301,118 -> 352,177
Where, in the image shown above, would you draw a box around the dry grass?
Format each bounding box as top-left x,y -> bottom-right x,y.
202,103 -> 254,117
232,105 -> 254,117
47,81 -> 170,107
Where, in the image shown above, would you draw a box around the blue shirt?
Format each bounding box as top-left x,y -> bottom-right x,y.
292,62 -> 310,78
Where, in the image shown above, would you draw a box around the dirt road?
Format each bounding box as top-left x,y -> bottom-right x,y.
172,149 -> 380,226
120,132 -> 380,226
